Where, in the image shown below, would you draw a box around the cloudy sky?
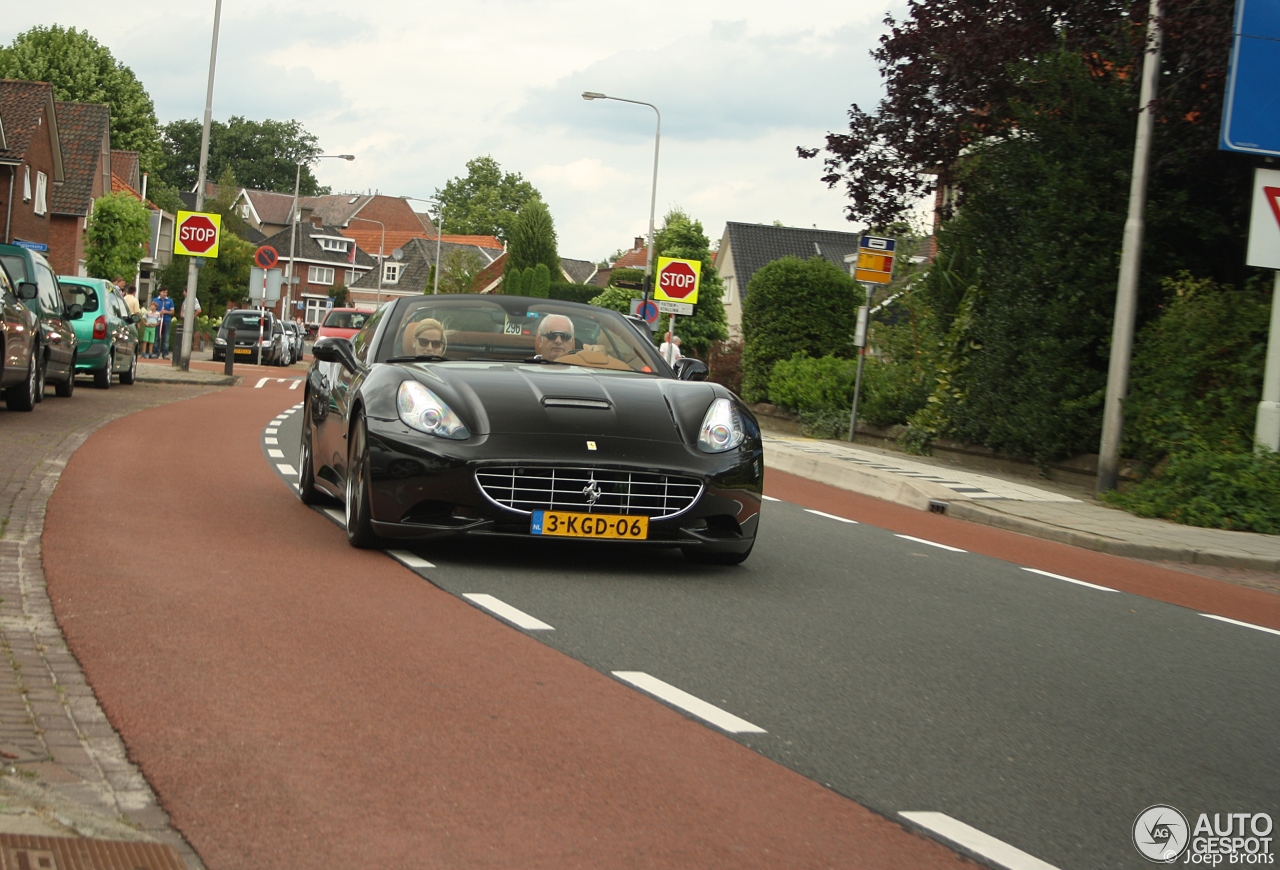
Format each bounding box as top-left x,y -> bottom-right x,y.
5,1 -> 901,260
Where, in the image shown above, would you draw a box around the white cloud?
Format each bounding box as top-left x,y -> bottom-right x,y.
4,0 -> 900,259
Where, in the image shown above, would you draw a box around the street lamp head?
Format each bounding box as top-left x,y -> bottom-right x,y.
582,91 -> 606,101
334,154 -> 355,161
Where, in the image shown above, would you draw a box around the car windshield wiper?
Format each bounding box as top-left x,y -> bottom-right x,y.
386,354 -> 449,363
521,356 -> 565,364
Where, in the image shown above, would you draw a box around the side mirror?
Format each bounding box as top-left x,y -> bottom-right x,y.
674,358 -> 709,382
312,336 -> 360,373
66,303 -> 84,319
128,313 -> 142,324
17,282 -> 38,301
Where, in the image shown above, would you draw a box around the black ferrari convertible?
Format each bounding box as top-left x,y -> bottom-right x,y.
301,294 -> 763,564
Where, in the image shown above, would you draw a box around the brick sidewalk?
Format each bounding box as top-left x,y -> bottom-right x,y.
0,382 -> 216,864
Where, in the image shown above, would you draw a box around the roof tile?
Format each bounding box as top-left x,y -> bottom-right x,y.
51,102 -> 110,215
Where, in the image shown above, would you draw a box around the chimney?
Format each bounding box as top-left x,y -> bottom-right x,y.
310,215 -> 323,228
634,236 -> 644,251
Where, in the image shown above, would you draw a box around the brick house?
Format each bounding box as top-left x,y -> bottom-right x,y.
0,80 -> 66,256
348,236 -> 504,305
258,217 -> 376,324
47,102 -> 111,277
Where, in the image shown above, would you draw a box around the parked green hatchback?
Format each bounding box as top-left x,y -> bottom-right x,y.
57,277 -> 140,388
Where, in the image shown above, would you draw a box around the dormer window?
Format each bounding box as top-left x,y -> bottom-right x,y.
318,238 -> 349,253
383,262 -> 402,285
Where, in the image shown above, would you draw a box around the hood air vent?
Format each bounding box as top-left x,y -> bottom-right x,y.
543,397 -> 611,410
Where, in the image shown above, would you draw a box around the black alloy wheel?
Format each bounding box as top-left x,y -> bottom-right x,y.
344,414 -> 380,549
120,350 -> 137,385
297,394 -> 325,505
4,349 -> 38,411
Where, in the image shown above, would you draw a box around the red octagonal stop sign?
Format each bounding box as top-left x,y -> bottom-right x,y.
176,212 -> 220,256
656,259 -> 699,301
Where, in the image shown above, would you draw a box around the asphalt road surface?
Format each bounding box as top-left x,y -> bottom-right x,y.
266,402 -> 1279,870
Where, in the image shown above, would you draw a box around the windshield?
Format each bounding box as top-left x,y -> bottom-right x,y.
59,282 -> 100,311
379,297 -> 663,374
323,310 -> 370,330
224,312 -> 269,330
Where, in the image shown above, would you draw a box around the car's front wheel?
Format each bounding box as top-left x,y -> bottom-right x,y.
345,414 -> 380,549
298,395 -> 326,505
4,349 -> 38,411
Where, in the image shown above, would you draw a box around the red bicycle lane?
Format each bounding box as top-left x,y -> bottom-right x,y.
43,381 -> 969,868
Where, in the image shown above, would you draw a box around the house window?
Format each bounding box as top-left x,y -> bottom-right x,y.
383,263 -> 402,284
722,275 -> 735,304
22,167 -> 32,202
319,238 -> 349,253
308,266 -> 335,286
345,269 -> 357,285
34,172 -> 48,216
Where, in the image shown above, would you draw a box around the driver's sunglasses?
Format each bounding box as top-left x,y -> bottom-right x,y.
416,337 -> 445,350
542,331 -> 573,343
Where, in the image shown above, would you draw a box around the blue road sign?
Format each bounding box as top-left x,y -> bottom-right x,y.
1221,0 -> 1280,157
12,239 -> 48,252
630,298 -> 660,327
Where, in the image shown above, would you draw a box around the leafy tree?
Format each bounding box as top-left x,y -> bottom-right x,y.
159,116 -> 326,195
505,199 -> 561,278
589,284 -> 638,313
530,263 -> 551,298
437,248 -> 486,295
652,208 -> 728,359
522,267 -> 537,297
0,25 -> 163,171
740,256 -> 859,403
435,156 -> 542,242
505,268 -> 525,295
84,191 -> 151,281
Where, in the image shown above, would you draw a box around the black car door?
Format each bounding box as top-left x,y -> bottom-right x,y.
328,306 -> 386,486
36,261 -> 75,379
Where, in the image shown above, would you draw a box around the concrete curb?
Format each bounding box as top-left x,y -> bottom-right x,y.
136,372 -> 238,387
764,442 -> 958,511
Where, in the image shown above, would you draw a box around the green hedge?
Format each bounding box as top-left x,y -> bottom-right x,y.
549,283 -> 601,304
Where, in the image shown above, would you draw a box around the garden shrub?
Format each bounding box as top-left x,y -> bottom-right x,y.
548,282 -> 600,304
740,256 -> 859,403
706,339 -> 743,396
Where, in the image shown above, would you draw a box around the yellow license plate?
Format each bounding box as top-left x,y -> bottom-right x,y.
234,347 -> 253,355
531,511 -> 648,540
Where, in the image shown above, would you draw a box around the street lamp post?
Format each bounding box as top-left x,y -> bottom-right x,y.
287,154 -> 354,327
347,216 -> 386,305
582,91 -> 660,303
401,196 -> 445,294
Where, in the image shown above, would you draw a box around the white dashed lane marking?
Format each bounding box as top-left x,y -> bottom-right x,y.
463,594 -> 553,630
611,671 -> 766,734
276,464 -> 296,476
1021,567 -> 1116,592
804,509 -> 858,524
387,550 -> 435,570
895,534 -> 966,553
265,437 -> 278,445
267,449 -> 285,459
762,495 -> 780,502
899,812 -> 1062,870
1200,614 -> 1280,638
323,508 -> 345,525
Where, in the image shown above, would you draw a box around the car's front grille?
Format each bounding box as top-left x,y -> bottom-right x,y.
475,466 -> 703,518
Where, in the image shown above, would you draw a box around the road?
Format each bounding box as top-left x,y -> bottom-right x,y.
41,379 -> 1279,868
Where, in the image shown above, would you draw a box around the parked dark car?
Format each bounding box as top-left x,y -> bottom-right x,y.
301,295 -> 762,563
283,321 -> 304,364
213,310 -> 284,365
1,261 -> 41,411
58,277 -> 139,388
0,244 -> 80,398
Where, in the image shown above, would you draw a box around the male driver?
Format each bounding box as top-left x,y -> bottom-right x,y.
535,315 -> 575,362
154,286 -> 176,358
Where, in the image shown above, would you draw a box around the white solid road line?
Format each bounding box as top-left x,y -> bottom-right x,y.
805,508 -> 858,524
463,594 -> 553,630
611,671 -> 766,734
1021,567 -> 1117,592
276,464 -> 297,476
899,812 -> 1062,870
1200,613 -> 1280,637
387,549 -> 436,570
762,495 -> 781,502
895,534 -> 967,553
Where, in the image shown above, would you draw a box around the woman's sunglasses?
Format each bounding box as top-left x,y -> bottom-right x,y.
416,337 -> 445,350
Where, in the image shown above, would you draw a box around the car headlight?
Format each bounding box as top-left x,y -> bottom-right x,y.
697,397 -> 745,453
397,380 -> 470,440
214,337 -> 226,345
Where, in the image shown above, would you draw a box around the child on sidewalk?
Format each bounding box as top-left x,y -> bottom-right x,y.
142,302 -> 160,358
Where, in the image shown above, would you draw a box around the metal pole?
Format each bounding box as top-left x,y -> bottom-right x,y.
180,0 -> 221,371
1255,271 -> 1280,451
848,284 -> 871,441
1096,0 -> 1163,493
433,207 -> 444,294
286,161 -> 301,329
377,226 -> 384,305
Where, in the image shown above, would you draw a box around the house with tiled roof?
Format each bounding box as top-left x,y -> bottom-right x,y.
348,236 -> 504,305
257,217 -> 377,324
471,253 -> 600,294
715,222 -> 865,337
0,80 -> 65,255
47,102 -> 111,276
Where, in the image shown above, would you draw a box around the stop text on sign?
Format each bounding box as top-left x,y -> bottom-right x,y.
654,256 -> 702,304
174,210 -> 223,258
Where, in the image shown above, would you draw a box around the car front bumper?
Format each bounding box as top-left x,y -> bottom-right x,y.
359,418 -> 762,555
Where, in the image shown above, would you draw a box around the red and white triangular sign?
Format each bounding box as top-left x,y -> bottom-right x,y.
1247,169 -> 1280,270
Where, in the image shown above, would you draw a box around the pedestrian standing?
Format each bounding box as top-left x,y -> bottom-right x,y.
154,287 -> 176,358
122,282 -> 141,318
142,302 -> 160,358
